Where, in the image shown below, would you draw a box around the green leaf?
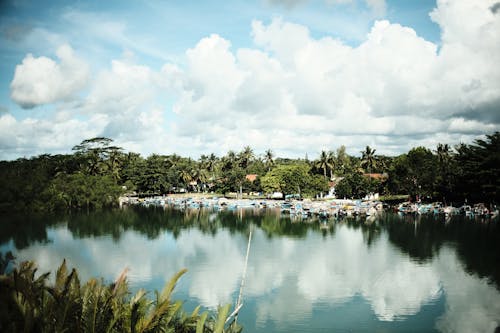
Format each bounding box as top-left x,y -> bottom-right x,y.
55,259 -> 68,291
214,304 -> 231,333
196,311 -> 208,333
159,268 -> 187,303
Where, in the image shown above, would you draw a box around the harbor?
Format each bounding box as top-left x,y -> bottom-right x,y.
125,194 -> 499,220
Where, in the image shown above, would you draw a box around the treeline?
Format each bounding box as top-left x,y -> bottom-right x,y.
0,133 -> 498,212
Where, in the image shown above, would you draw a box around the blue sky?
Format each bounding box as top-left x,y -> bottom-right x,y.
1,0 -> 499,160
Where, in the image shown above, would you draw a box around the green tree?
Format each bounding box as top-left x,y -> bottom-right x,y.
454,132 -> 500,203
360,146 -> 377,174
335,145 -> 350,176
136,155 -> 171,195
335,170 -> 371,198
315,150 -> 333,180
327,150 -> 336,179
120,152 -> 145,191
387,147 -> 437,199
261,163 -> 328,198
264,149 -> 275,171
46,173 -> 122,210
201,153 -> 218,182
191,164 -> 209,192
72,137 -> 124,177
238,146 -> 254,170
434,143 -> 456,201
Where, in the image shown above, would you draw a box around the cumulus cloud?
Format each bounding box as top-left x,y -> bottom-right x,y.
3,0 -> 500,159
5,47 -> 177,158
159,0 -> 500,157
10,44 -> 89,108
81,56 -> 172,155
0,111 -> 107,159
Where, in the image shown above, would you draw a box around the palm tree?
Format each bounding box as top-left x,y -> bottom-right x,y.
106,147 -> 123,181
315,150 -> 332,179
191,165 -> 209,192
436,143 -> 451,170
360,146 -> 377,175
221,151 -> 237,172
166,154 -> 182,169
238,146 -> 254,170
179,168 -> 193,191
203,153 -> 218,183
264,149 -> 275,171
436,143 -> 453,198
361,146 -> 377,192
336,145 -> 349,175
327,150 -> 336,180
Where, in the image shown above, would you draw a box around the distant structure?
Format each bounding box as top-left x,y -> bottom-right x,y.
245,174 -> 258,182
363,173 -> 389,182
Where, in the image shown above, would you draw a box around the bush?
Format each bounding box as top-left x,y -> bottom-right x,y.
0,258 -> 242,333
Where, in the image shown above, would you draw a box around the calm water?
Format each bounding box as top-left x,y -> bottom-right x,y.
1,207 -> 499,333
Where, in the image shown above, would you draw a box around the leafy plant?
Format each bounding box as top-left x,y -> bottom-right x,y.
0,260 -> 241,333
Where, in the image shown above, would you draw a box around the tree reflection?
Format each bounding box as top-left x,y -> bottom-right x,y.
0,213 -> 57,249
382,213 -> 500,290
382,214 -> 447,263
2,208 -> 499,290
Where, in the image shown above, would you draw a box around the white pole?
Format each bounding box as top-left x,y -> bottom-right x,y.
233,227 -> 253,325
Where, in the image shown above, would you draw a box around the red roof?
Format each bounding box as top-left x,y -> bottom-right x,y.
363,173 -> 388,180
246,174 -> 258,182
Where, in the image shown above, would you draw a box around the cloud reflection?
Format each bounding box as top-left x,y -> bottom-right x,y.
11,223 -> 500,332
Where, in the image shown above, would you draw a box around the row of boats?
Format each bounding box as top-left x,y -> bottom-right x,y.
397,201 -> 498,218
130,196 -> 499,220
135,196 -> 385,219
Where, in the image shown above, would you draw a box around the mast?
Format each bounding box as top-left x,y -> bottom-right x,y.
226,227 -> 253,326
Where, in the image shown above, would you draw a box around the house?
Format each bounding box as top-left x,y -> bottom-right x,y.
326,176 -> 344,198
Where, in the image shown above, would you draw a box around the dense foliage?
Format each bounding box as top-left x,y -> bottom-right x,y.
0,256 -> 241,333
0,132 -> 498,212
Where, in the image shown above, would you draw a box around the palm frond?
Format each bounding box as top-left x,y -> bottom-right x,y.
213,304 -> 231,333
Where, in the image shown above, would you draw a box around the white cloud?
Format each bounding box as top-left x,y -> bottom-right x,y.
448,117 -> 498,134
160,0 -> 499,158
0,111 -> 106,159
10,44 -> 89,108
3,0 -> 500,159
76,56 -> 172,156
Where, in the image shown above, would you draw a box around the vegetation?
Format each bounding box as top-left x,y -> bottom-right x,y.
0,132 -> 499,212
0,256 -> 241,333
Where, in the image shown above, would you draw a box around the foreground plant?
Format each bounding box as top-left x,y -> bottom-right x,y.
0,258 -> 242,333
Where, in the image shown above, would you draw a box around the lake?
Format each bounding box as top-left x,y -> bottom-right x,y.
1,206 -> 499,332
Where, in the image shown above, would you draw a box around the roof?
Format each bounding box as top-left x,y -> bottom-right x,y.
363,173 -> 388,181
246,174 -> 258,182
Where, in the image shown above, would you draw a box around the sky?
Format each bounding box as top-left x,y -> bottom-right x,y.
0,0 -> 499,160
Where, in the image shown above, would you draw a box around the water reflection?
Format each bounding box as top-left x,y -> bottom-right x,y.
0,208 -> 499,332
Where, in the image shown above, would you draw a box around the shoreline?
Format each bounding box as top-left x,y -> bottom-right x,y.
121,194 -> 499,219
